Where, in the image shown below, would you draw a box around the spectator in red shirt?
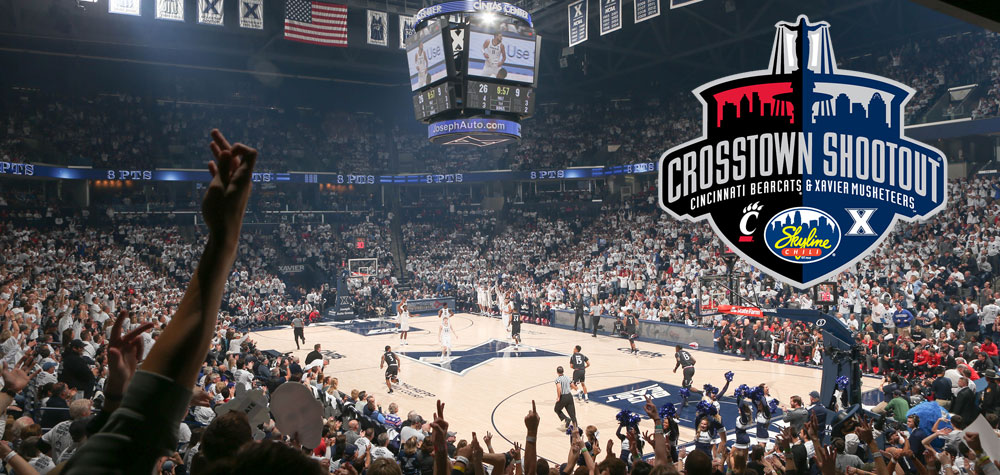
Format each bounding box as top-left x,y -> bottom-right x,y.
982,336 -> 999,361
913,344 -> 931,377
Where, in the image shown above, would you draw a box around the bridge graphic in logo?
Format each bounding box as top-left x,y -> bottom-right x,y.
658,15 -> 947,289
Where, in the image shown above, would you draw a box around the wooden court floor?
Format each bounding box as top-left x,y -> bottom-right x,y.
250,313 -> 876,460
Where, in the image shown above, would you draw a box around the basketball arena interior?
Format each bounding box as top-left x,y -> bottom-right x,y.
1,0 -> 1000,473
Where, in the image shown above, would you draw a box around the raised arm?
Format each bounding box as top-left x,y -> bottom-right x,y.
524,401 -> 539,475
61,130 -> 256,475
642,396 -> 669,466
431,400 -> 451,475
141,130 -> 257,388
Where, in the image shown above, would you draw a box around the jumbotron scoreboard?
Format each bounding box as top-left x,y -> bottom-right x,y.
405,1 -> 540,146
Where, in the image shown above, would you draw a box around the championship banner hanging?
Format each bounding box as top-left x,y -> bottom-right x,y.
368,10 -> 388,46
240,0 -> 264,29
156,0 -> 185,21
656,15 -> 948,289
109,0 -> 141,15
599,0 -> 620,36
199,0 -> 225,25
399,15 -> 416,49
634,0 -> 660,23
567,0 -> 587,47
669,0 -> 702,8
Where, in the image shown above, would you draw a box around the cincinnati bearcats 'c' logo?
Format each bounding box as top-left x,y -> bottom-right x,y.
658,15 -> 947,289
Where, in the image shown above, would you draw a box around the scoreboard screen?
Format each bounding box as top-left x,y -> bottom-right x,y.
413,83 -> 455,121
466,80 -> 534,115
406,19 -> 449,91
467,22 -> 538,85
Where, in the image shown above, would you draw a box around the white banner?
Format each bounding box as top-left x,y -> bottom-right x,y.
367,10 -> 388,46
670,0 -> 702,8
634,0 -> 660,23
240,0 -> 264,29
399,15 -> 416,49
199,0 -> 225,25
108,0 -> 141,16
567,0 -> 587,47
599,0 -> 620,35
156,0 -> 185,21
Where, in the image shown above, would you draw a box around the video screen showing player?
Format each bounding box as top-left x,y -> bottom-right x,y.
406,21 -> 448,91
467,23 -> 536,84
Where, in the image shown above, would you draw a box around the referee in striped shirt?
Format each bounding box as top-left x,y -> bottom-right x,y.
554,366 -> 578,430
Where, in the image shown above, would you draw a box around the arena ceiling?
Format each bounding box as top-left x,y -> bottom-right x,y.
0,0 -> 985,99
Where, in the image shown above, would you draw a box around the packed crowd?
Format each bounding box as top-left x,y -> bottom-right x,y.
0,88 -> 392,172
3,123 -> 1000,475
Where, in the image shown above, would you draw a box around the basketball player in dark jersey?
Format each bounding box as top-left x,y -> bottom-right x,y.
570,345 -> 590,401
510,314 -> 522,347
673,345 -> 696,406
380,345 -> 400,393
625,311 -> 639,354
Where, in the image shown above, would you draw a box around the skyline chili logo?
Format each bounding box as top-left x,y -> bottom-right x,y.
657,15 -> 948,289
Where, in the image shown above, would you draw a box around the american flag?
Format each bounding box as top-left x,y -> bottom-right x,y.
284,0 -> 348,47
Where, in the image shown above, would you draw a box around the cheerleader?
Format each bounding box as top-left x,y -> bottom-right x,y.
753,392 -> 773,447
615,423 -> 644,469
702,376 -> 733,414
665,409 -> 680,462
693,406 -> 726,459
732,401 -> 754,451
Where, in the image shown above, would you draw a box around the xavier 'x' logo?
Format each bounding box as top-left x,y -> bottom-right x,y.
845,208 -> 877,236
399,339 -> 567,376
573,4 -> 583,16
243,1 -> 260,18
203,0 -> 220,14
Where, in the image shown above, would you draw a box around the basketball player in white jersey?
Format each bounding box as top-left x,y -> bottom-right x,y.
481,32 -> 507,78
439,313 -> 458,359
501,297 -> 514,338
397,297 -> 410,346
437,301 -> 452,320
476,284 -> 487,315
415,41 -> 429,88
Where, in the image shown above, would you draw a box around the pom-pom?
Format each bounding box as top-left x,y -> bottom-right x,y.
616,409 -> 632,425
734,384 -> 750,399
703,384 -> 718,395
679,388 -> 691,399
616,410 -> 640,426
837,376 -> 849,390
769,398 -> 780,413
628,413 -> 641,426
696,400 -> 718,416
724,371 -> 735,382
659,403 -> 676,420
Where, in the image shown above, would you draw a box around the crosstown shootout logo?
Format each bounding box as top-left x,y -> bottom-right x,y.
658,15 -> 947,289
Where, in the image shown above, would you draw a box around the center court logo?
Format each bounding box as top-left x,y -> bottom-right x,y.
657,15 -> 947,289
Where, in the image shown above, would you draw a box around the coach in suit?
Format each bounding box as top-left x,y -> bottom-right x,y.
782,395 -> 810,435
951,377 -> 978,428
574,296 -> 587,331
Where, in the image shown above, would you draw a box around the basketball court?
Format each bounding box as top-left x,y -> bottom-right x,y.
249,312 -> 879,460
